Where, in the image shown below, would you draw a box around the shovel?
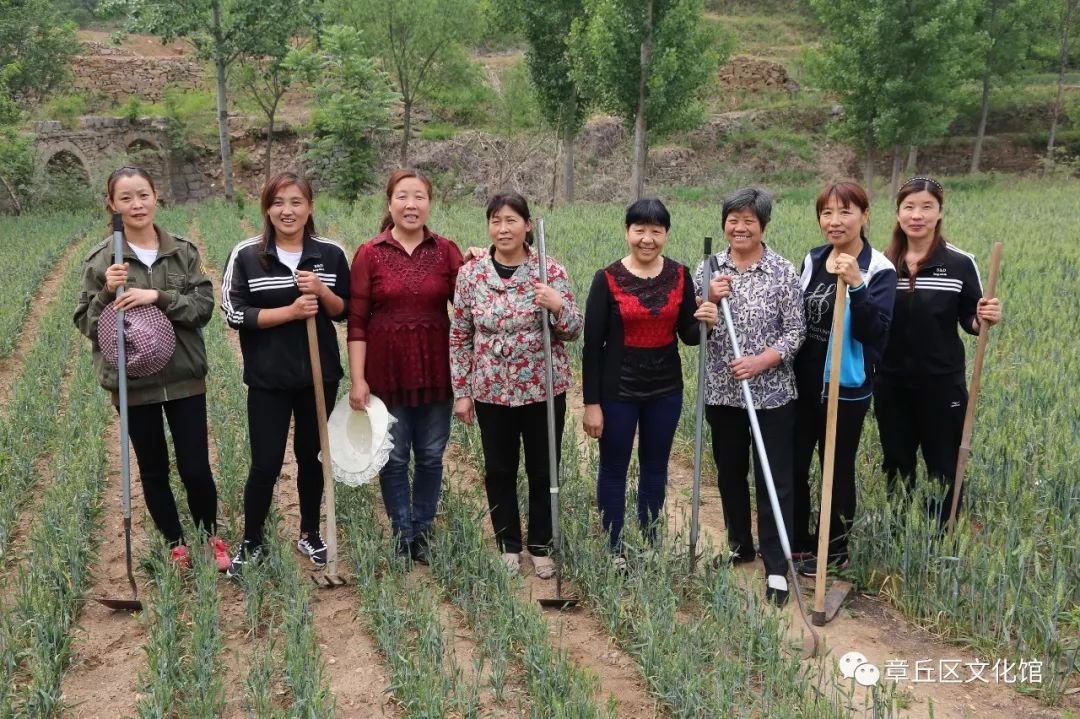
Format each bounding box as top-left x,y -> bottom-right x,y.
688,236 -> 712,572
94,213 -> 142,612
946,242 -> 1002,535
534,219 -> 579,610
306,314 -> 347,587
718,292 -> 820,656
811,277 -> 853,626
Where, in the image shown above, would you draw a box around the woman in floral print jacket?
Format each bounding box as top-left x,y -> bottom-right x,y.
450,192 -> 583,579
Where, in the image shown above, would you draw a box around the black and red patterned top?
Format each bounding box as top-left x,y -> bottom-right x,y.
347,227 -> 464,407
582,256 -> 703,403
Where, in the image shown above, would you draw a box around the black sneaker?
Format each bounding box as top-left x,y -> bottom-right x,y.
297,532 -> 327,567
226,541 -> 262,580
410,534 -> 430,566
765,574 -> 790,607
796,555 -> 849,578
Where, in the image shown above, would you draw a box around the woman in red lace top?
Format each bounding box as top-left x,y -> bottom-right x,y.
347,169 -> 464,563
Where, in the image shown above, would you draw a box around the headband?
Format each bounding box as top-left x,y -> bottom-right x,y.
900,176 -> 943,193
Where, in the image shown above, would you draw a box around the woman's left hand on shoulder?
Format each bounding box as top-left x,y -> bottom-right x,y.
975,297 -> 1002,327
533,281 -> 564,315
295,270 -> 326,298
114,287 -> 160,311
464,246 -> 487,262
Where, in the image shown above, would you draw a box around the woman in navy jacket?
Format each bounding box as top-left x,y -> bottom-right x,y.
792,181 -> 895,574
875,177 -> 1000,525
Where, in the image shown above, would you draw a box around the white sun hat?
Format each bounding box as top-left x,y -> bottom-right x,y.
324,393 -> 395,486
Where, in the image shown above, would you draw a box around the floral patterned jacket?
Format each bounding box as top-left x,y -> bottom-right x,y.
450,248 -> 583,407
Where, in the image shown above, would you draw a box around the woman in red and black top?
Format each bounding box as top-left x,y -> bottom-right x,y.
348,169 -> 464,563
582,199 -> 717,563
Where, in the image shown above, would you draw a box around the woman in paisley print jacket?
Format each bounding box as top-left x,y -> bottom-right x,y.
450,192 -> 583,579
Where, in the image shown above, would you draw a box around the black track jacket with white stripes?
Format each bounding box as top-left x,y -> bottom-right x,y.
881,241 -> 982,378
222,233 -> 350,390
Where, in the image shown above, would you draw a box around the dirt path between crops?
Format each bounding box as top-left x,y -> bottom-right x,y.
61,411 -> 151,719
0,236 -> 86,415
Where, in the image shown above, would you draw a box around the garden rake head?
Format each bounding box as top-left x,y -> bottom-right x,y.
312,564 -> 349,588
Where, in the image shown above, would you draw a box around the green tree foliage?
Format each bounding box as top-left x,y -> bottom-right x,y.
285,25 -> 398,200
1,0 -> 77,105
52,0 -> 103,26
327,0 -> 483,166
809,0 -> 978,193
570,0 -> 723,200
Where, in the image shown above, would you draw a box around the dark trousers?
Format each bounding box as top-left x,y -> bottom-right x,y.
474,394 -> 566,556
242,382 -> 338,547
706,402 -> 795,576
792,386 -> 870,562
596,392 -> 682,551
874,373 -> 967,525
126,393 -> 217,547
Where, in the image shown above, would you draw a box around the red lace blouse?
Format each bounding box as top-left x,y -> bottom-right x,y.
347,228 -> 464,407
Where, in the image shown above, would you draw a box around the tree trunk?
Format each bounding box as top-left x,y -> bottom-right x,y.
264,108 -> 276,187
889,146 -> 903,198
0,172 -> 22,215
211,0 -> 234,200
970,72 -> 992,173
906,145 -> 918,174
863,141 -> 875,198
562,87 -> 577,204
549,123 -> 561,210
630,0 -> 654,201
1046,0 -> 1075,167
400,97 -> 412,167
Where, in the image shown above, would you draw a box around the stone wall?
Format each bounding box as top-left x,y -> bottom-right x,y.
717,55 -> 799,92
73,42 -> 202,104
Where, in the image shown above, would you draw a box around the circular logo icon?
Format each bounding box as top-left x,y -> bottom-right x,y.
839,651 -> 869,679
854,662 -> 881,687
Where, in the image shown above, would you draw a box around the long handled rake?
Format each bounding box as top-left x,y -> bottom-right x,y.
688,236 -> 712,572
95,212 -> 142,612
811,277 -> 853,626
535,219 -> 579,610
946,242 -> 1003,534
307,315 -> 347,587
718,290 -> 820,656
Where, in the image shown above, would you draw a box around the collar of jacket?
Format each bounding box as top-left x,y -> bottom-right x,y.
807,238 -> 874,273
121,224 -> 180,262
717,242 -> 777,274
371,226 -> 437,250
482,244 -> 537,292
264,230 -> 323,267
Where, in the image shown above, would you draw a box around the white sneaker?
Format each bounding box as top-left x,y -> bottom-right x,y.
531,554 -> 556,580
501,552 -> 521,573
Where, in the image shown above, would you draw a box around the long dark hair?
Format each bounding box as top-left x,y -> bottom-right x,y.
815,180 -> 870,243
886,176 -> 944,286
379,168 -> 434,232
485,191 -> 536,245
259,172 -> 316,269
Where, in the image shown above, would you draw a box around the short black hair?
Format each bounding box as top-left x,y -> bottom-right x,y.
625,198 -> 671,230
721,187 -> 772,229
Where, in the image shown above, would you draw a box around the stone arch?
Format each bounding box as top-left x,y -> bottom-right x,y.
124,136 -> 169,196
42,148 -> 94,203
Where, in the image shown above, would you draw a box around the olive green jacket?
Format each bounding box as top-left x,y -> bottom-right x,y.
74,225 -> 213,406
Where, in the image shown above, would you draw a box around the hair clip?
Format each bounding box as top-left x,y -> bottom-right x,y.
901,176 -> 943,193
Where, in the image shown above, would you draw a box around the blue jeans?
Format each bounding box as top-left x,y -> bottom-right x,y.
379,400 -> 452,543
596,392 -> 682,551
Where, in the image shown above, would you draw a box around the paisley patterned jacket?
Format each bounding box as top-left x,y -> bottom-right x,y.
694,244 -> 806,409
450,248 -> 582,407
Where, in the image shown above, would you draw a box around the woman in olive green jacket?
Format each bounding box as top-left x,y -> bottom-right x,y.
74,166 -> 229,571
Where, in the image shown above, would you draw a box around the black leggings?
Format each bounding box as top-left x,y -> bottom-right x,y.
126,393 -> 217,546
242,383 -> 337,547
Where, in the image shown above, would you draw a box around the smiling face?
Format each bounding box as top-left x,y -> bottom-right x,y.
723,207 -> 764,254
487,204 -> 531,258
267,183 -> 311,241
896,190 -> 941,242
108,175 -> 157,232
625,223 -> 668,265
818,194 -> 869,249
388,177 -> 430,233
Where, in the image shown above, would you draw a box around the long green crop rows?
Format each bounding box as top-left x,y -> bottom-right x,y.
0,230 -> 88,564
0,212 -> 91,359
0,296 -> 111,715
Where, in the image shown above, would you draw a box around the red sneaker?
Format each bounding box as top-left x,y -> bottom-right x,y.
170,544 -> 191,569
208,536 -> 231,573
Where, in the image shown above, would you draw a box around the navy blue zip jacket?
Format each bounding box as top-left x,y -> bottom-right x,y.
222,232 -> 350,390
795,240 -> 896,401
